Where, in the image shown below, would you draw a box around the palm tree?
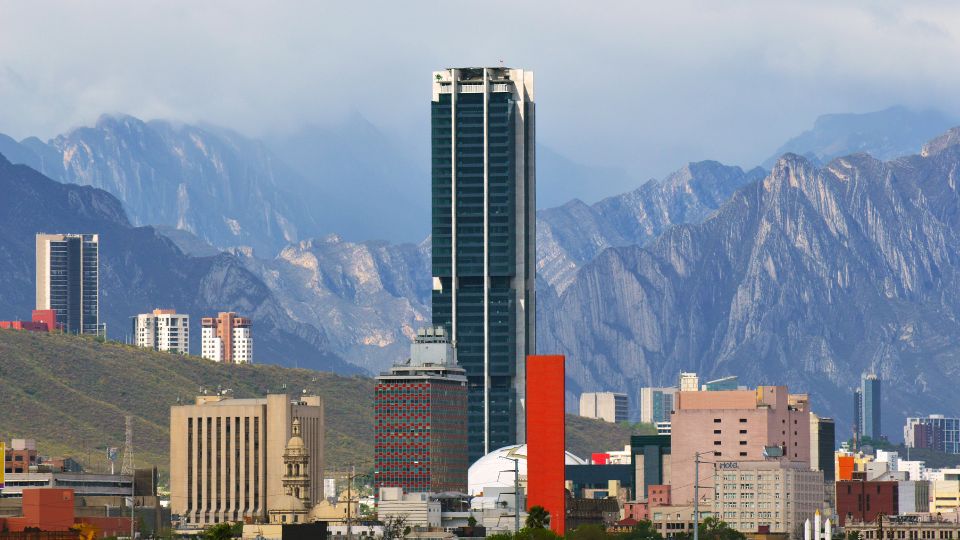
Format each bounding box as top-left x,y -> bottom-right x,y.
526,505 -> 551,529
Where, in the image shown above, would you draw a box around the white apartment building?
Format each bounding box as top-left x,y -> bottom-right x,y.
201,312 -> 252,364
712,460 -> 826,536
133,309 -> 189,354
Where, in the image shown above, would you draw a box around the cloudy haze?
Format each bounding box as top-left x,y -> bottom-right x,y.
2,0 -> 960,200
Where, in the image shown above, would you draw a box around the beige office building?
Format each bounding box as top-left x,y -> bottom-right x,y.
713,460 -> 825,535
169,394 -> 324,529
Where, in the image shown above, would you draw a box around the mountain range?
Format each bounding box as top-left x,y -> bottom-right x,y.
0,153 -> 357,374
2,106 -> 959,439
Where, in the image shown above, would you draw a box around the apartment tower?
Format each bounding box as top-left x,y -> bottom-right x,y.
169,393 -> 324,529
35,233 -> 99,335
431,67 -> 536,461
133,309 -> 190,354
374,327 -> 468,493
201,312 -> 252,363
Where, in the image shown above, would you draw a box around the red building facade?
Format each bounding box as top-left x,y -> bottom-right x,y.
526,355 -> 566,534
836,480 -> 899,526
374,328 -> 468,493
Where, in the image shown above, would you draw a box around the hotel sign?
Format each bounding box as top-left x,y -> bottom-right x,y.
717,461 -> 739,470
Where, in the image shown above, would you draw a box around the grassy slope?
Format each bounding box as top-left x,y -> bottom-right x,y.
0,330 -> 647,475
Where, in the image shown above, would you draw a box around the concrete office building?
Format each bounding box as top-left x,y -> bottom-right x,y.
861,373 -> 881,440
713,460 -> 825,535
201,312 -> 252,363
35,233 -> 99,335
430,67 -> 536,461
640,387 -> 677,424
374,327 -> 468,494
905,415 -> 960,454
579,392 -> 628,423
133,309 -> 190,354
670,386 -> 811,504
169,393 -> 324,529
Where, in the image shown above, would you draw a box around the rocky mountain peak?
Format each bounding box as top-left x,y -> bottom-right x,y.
921,126 -> 960,158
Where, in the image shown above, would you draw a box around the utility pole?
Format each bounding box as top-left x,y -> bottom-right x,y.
498,455 -> 521,534
694,452 -> 701,540
347,464 -> 355,540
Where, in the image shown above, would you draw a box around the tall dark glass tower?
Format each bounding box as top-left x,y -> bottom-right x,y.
861,373 -> 881,440
431,67 -> 536,462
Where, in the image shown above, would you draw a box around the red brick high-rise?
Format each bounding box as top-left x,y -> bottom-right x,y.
526,355 -> 566,534
374,327 -> 468,493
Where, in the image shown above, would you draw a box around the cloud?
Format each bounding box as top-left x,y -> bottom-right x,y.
1,0 -> 959,195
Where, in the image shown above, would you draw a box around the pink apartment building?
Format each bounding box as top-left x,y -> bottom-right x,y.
670,386 -> 811,504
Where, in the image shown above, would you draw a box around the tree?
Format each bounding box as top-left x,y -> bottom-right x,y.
674,517 -> 745,540
467,516 -> 478,528
382,514 -> 409,539
567,524 -> 608,540
847,532 -> 862,540
616,520 -> 663,540
526,506 -> 551,530
201,522 -> 241,540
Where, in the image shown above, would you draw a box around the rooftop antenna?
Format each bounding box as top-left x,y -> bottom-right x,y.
498,58 -> 505,67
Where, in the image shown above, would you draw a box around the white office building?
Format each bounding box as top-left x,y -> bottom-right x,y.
133,309 -> 189,354
579,392 -> 628,423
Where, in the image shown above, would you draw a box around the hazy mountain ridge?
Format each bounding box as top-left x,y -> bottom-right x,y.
0,152 -> 358,374
1,114 -> 316,255
541,136 -> 960,437
763,106 -> 957,169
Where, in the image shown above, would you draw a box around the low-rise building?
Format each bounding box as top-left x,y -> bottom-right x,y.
133,308 -> 189,354
835,479 -> 898,526
844,515 -> 960,539
0,310 -> 58,333
647,504 -> 708,538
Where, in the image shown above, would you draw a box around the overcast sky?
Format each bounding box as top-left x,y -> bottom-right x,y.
2,0 -> 960,195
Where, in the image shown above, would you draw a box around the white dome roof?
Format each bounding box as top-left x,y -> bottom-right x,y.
467,444 -> 585,496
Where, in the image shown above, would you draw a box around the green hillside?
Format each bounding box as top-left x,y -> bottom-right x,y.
0,329 -> 646,476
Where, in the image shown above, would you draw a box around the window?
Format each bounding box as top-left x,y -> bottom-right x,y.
740,429 -> 747,434
714,441 -> 722,445
714,418 -> 722,423
714,429 -> 722,434
740,441 -> 747,445
739,418 -> 747,423
740,452 -> 748,457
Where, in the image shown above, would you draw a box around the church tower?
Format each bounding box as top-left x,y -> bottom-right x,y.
283,418 -> 311,505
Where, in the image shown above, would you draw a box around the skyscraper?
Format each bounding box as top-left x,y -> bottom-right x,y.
861,373 -> 881,440
35,233 -> 99,335
431,67 -> 536,461
374,327 -> 468,494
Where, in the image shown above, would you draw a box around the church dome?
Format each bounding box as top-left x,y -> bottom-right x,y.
271,494 -> 306,513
